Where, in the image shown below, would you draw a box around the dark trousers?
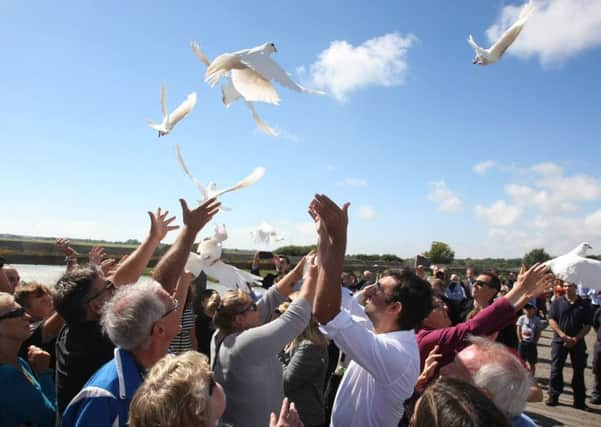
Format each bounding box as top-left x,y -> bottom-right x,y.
593,342 -> 601,399
549,340 -> 587,404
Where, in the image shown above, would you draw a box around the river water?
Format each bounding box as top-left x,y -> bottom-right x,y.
11,264 -> 262,296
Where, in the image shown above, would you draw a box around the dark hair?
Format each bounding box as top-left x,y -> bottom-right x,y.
480,271 -> 501,292
413,377 -> 509,427
382,268 -> 433,331
53,264 -> 100,324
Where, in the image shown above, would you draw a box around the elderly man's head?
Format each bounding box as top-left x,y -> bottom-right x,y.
101,281 -> 180,354
440,336 -> 532,417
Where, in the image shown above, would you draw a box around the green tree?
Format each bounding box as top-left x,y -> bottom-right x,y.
522,248 -> 551,268
380,254 -> 402,263
425,241 -> 455,264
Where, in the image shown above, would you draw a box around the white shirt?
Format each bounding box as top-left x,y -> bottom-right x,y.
322,308 -> 420,427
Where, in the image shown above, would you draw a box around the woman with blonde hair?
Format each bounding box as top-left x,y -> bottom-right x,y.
280,299 -> 329,427
207,255 -> 317,427
129,351 -> 224,427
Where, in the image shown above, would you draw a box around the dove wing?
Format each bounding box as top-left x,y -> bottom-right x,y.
160,83 -> 168,120
548,256 -> 601,291
467,34 -> 480,51
203,261 -> 260,293
241,53 -> 325,95
231,68 -> 281,105
205,53 -> 244,87
489,2 -> 533,59
213,166 -> 266,197
174,144 -> 209,199
245,101 -> 278,136
190,41 -> 211,67
168,92 -> 197,126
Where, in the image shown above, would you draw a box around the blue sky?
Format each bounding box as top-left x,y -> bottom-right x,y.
1,0 -> 601,258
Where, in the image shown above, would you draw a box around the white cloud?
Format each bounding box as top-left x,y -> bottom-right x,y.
339,177 -> 368,187
428,181 -> 463,213
530,161 -> 563,177
475,200 -> 523,227
306,32 -> 416,101
357,205 -> 377,220
504,162 -> 601,215
473,160 -> 496,175
585,209 -> 601,232
486,0 -> 601,65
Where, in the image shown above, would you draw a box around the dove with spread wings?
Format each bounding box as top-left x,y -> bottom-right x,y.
146,83 -> 197,137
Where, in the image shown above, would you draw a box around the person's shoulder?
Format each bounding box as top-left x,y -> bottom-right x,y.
84,357 -> 120,390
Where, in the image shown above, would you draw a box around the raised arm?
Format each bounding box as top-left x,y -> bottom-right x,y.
274,255 -> 308,298
310,194 -> 350,324
152,198 -> 220,293
112,208 -> 178,286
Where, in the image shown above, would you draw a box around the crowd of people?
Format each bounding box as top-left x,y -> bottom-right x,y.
1,195 -> 601,427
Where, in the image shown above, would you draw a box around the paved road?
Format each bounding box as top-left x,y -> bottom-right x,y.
525,327 -> 600,426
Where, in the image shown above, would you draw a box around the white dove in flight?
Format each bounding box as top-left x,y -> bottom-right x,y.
191,41 -> 278,136
185,224 -> 262,293
146,83 -> 197,137
204,42 -> 325,105
175,144 -> 265,211
544,242 -> 601,291
468,0 -> 534,65
252,222 -> 285,245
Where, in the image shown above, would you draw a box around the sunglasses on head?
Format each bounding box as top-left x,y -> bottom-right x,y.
0,306 -> 27,321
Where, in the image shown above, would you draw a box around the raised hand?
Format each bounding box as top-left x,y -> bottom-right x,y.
88,246 -> 106,265
179,198 -> 221,233
514,263 -> 553,298
415,345 -> 442,393
100,258 -> 117,276
309,194 -> 349,245
270,398 -> 303,427
55,238 -> 79,257
148,207 -> 179,242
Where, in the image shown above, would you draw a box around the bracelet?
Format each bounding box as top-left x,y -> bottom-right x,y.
65,256 -> 78,262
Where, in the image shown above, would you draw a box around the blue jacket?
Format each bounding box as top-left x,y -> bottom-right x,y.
0,357 -> 56,427
62,348 -> 143,427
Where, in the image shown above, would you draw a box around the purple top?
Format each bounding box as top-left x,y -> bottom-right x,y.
417,297 -> 516,369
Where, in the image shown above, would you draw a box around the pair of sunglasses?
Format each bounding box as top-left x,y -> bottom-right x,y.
0,306 -> 27,321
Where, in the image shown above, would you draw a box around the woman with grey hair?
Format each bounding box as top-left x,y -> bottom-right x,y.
62,279 -> 184,427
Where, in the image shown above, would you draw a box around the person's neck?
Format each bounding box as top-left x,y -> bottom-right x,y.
373,318 -> 401,334
132,346 -> 165,370
566,294 -> 578,303
474,297 -> 490,309
0,339 -> 20,367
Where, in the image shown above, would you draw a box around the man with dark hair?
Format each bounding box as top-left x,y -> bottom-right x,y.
53,202 -> 218,420
251,253 -> 292,289
309,194 -> 432,427
546,281 -> 593,410
54,264 -> 116,416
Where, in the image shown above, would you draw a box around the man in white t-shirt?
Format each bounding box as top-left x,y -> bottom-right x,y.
308,194 -> 433,427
